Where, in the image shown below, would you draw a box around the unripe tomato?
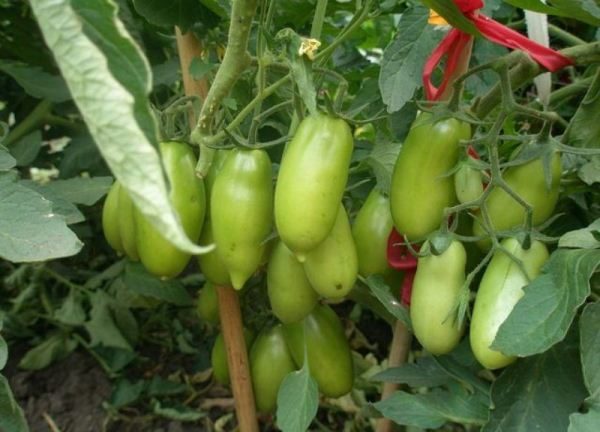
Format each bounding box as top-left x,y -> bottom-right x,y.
390,113 -> 471,240
470,238 -> 548,370
197,219 -> 231,286
102,181 -> 124,253
250,325 -> 296,413
135,141 -> 206,278
303,205 -> 358,299
473,150 -> 561,248
197,281 -> 219,325
352,188 -> 394,277
267,240 -> 318,324
283,304 -> 353,398
410,240 -> 466,355
274,114 -> 353,260
204,149 -> 230,216
211,149 -> 274,290
454,162 -> 484,205
118,185 -> 139,261
211,329 -> 254,385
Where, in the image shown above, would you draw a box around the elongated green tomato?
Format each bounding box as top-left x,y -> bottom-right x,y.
352,188 -> 394,277
454,162 -> 484,205
204,149 -> 230,216
473,150 -> 562,249
211,148 -> 273,290
211,329 -> 254,385
118,185 -> 139,261
410,240 -> 466,355
390,113 -> 471,240
470,238 -> 549,370
197,219 -> 231,286
102,181 -> 124,253
250,325 -> 297,413
283,304 -> 353,398
197,281 -> 219,325
135,141 -> 206,278
267,240 -> 319,324
303,205 -> 358,299
275,114 -> 353,260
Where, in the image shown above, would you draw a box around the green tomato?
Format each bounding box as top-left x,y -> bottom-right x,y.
275,114 -> 353,260
267,240 -> 319,324
454,162 -> 484,205
390,113 -> 471,240
303,205 -> 358,299
410,240 -> 466,355
352,188 -> 395,277
250,325 -> 297,413
473,150 -> 562,249
118,185 -> 139,261
211,329 -> 254,386
197,219 -> 231,286
211,148 -> 274,289
204,149 -> 230,217
283,304 -> 353,398
197,281 -> 219,325
135,141 -> 206,278
102,181 -> 124,253
470,238 -> 548,370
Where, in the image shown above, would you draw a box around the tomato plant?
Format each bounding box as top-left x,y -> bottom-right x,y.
1,0 -> 599,431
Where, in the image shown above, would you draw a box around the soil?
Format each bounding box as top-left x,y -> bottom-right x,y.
4,349 -> 217,432
5,350 -> 111,432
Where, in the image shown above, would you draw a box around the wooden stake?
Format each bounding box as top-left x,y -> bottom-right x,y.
216,285 -> 259,432
376,321 -> 412,432
174,27 -> 259,432
175,27 -> 209,103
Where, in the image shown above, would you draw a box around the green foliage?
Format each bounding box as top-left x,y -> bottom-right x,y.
0,0 -> 599,430
276,365 -> 319,432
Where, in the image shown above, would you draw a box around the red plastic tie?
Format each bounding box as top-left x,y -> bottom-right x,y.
423,0 -> 573,101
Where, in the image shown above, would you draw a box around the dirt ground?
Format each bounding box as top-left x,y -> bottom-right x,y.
5,350 -> 213,432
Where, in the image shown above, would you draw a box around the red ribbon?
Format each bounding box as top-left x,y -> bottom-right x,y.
423,0 -> 573,101
387,228 -> 419,306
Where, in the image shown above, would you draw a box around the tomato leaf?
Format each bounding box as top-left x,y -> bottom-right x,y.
18,333 -> 78,371
122,262 -> 194,306
483,332 -> 587,432
132,0 -> 220,33
373,385 -> 488,429
371,356 -> 453,387
0,335 -> 7,371
0,146 -> 16,171
364,139 -> 401,195
579,302 -> 600,400
492,249 -> 600,357
0,375 -> 28,432
276,365 -> 319,432
365,275 -> 411,329
559,219 -> 600,249
0,173 -> 82,262
504,0 -> 600,26
0,60 -> 71,102
379,6 -> 442,113
421,0 -> 480,36
29,0 -> 212,255
569,406 -> 600,432
84,291 -> 133,351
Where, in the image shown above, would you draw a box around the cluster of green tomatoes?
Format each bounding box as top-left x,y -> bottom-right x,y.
102,109 -> 562,412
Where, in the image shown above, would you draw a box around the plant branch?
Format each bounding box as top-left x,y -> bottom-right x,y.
475,42 -> 600,119
4,99 -> 52,147
191,0 -> 260,177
